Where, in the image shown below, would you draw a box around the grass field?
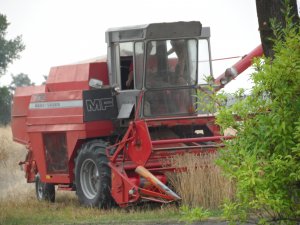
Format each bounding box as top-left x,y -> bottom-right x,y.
0,126 -> 231,225
0,195 -> 180,225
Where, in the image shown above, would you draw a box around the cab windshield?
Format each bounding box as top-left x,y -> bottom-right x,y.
143,39 -> 201,117
145,39 -> 197,88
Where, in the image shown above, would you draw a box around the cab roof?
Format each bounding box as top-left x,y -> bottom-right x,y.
105,21 -> 209,43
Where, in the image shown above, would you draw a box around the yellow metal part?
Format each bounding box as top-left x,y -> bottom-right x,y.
135,165 -> 181,200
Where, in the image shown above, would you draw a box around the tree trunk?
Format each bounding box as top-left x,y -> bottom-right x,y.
256,0 -> 299,57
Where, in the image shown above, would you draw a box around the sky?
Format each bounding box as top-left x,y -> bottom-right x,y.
0,0 -> 268,91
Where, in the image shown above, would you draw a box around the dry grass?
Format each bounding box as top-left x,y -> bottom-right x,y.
167,153 -> 235,209
0,198 -> 179,225
0,127 -> 9,165
0,126 -> 34,202
0,187 -> 179,225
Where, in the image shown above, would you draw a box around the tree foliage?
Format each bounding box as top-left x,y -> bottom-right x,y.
0,14 -> 25,76
216,4 -> 300,224
41,75 -> 48,85
9,73 -> 34,92
0,73 -> 33,125
0,86 -> 11,125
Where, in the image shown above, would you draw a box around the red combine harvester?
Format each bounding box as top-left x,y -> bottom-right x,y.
11,21 -> 263,208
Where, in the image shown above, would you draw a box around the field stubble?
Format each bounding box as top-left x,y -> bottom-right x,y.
168,153 -> 235,209
0,126 -> 33,201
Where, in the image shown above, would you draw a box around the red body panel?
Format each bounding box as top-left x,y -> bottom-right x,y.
214,44 -> 263,88
11,61 -> 114,183
46,61 -> 109,92
11,85 -> 46,145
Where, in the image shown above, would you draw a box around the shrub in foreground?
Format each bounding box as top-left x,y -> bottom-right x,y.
216,7 -> 300,224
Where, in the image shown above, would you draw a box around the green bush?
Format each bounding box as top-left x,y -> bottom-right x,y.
179,205 -> 211,224
216,6 -> 300,224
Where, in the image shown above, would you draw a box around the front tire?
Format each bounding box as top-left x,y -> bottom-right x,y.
75,140 -> 114,208
35,174 -> 55,202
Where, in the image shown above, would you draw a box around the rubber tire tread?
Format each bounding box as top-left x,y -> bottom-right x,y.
35,174 -> 55,203
75,139 -> 114,208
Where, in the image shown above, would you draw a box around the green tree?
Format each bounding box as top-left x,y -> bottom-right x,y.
0,14 -> 25,76
0,86 -> 11,125
9,73 -> 34,92
0,73 -> 34,125
41,75 -> 48,85
216,4 -> 300,224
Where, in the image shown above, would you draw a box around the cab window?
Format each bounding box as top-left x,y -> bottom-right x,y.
119,42 -> 134,90
145,39 -> 197,89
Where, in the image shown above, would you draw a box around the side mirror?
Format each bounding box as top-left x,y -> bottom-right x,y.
89,79 -> 103,89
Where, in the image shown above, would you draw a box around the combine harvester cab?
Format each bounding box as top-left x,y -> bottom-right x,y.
11,21 -> 262,207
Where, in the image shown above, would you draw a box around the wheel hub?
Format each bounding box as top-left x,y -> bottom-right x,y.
80,159 -> 100,199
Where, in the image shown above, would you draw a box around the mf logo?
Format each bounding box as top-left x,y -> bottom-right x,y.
85,98 -> 114,112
